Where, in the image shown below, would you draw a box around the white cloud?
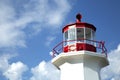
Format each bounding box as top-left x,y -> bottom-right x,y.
0,0 -> 71,79
0,54 -> 28,80
3,61 -> 28,80
0,54 -> 60,80
23,0 -> 71,27
45,36 -> 56,46
0,24 -> 26,48
0,0 -> 26,48
0,0 -> 71,48
30,61 -> 60,80
0,0 -> 15,23
101,44 -> 120,80
0,54 -> 14,72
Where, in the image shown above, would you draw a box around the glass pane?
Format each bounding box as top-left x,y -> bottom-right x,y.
69,28 -> 75,40
92,30 -> 95,40
64,31 -> 68,46
64,31 -> 68,41
77,28 -> 84,39
85,28 -> 91,40
92,30 -> 96,46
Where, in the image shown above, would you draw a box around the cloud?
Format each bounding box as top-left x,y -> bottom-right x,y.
0,54 -> 28,80
3,61 -> 28,80
0,24 -> 26,48
0,0 -> 26,48
0,54 -> 60,80
0,0 -> 71,80
0,0 -> 71,48
23,0 -> 71,27
101,44 -> 120,80
0,1 -> 71,79
30,61 -> 60,80
0,0 -> 15,23
0,54 -> 14,72
45,36 -> 56,46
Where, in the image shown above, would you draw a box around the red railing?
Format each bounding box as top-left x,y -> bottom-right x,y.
52,39 -> 107,57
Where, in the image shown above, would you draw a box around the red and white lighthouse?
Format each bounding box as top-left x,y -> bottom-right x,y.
51,13 -> 109,80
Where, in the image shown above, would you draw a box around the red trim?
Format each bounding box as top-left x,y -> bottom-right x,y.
63,26 -> 69,32
62,22 -> 96,33
64,43 -> 96,52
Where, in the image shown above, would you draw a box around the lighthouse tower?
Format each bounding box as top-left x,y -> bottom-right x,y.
51,13 -> 109,80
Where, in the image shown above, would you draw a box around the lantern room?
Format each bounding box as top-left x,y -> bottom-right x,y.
52,13 -> 107,57
62,13 -> 96,52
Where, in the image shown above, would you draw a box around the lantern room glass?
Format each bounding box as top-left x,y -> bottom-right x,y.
64,31 -> 68,41
84,28 -> 95,45
63,27 -> 95,46
68,28 -> 76,40
77,28 -> 84,39
76,28 -> 95,40
64,27 -> 76,45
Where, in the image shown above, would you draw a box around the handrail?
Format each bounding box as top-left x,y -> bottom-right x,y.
52,39 -> 107,57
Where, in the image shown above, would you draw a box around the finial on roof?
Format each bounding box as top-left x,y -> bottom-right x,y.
76,13 -> 82,22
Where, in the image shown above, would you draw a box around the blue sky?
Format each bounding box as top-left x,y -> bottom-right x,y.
0,0 -> 120,80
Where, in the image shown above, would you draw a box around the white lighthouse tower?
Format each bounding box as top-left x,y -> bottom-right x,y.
51,13 -> 109,80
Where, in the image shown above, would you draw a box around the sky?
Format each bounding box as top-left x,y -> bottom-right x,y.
0,0 -> 120,80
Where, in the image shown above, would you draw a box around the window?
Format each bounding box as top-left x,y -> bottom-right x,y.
63,27 -> 76,46
85,28 -> 91,40
85,28 -> 95,40
77,28 -> 84,40
64,31 -> 68,41
91,30 -> 95,40
91,30 -> 96,46
68,28 -> 75,40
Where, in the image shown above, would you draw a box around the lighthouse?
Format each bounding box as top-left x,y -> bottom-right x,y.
51,13 -> 109,80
